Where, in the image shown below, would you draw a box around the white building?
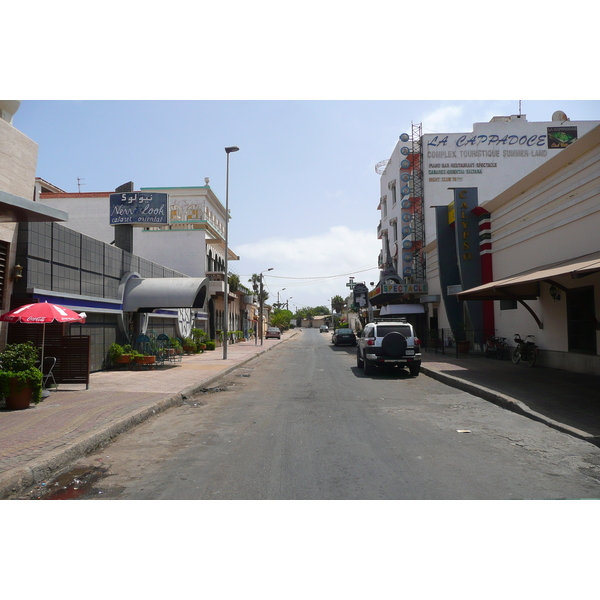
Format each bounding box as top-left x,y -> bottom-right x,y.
35,181 -> 257,340
457,124 -> 600,375
374,111 -> 600,345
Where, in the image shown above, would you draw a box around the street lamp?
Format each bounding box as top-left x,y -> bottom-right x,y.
223,145 -> 239,360
277,288 -> 286,308
259,268 -> 273,345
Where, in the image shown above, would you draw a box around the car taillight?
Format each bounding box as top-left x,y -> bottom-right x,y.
415,338 -> 421,346
366,339 -> 375,346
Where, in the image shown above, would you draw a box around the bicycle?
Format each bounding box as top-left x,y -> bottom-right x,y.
512,334 -> 537,367
485,336 -> 509,360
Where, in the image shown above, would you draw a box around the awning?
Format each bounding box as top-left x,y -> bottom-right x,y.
0,190 -> 68,223
379,304 -> 425,316
123,276 -> 209,312
458,252 -> 600,301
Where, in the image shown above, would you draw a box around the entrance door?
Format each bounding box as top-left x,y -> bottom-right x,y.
567,287 -> 597,354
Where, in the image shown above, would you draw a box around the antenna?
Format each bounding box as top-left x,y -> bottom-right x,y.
375,160 -> 390,175
77,177 -> 86,192
518,100 -> 522,116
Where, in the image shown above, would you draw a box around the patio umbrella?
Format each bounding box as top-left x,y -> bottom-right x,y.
0,301 -> 86,367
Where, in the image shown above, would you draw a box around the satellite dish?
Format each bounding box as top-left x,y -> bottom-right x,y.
552,110 -> 569,122
375,160 -> 390,175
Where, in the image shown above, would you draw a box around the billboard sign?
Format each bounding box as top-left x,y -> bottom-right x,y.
110,192 -> 169,226
422,118 -> 600,245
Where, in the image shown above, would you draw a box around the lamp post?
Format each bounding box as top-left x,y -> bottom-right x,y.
259,268 -> 273,345
277,288 -> 286,309
223,145 -> 239,360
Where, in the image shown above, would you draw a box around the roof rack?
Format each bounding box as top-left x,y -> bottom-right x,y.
373,316 -> 408,323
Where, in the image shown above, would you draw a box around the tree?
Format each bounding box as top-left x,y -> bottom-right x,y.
248,274 -> 269,303
271,309 -> 293,331
331,295 -> 345,314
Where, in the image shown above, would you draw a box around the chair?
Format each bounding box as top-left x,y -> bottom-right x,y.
42,356 -> 58,391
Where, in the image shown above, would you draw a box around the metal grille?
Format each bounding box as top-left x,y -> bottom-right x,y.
411,123 -> 425,281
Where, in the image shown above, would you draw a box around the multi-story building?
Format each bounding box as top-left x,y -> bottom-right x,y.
1,101 -> 256,377
36,181 -> 253,340
373,111 -> 600,351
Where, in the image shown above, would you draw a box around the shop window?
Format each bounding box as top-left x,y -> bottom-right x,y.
567,287 -> 597,355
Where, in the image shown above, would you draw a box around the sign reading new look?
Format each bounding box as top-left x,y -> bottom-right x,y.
109,192 -> 169,226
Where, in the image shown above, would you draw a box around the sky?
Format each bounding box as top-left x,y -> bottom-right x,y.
5,2 -> 597,313
13,99 -> 600,310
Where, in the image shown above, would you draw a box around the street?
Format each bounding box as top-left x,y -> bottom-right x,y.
30,329 -> 600,500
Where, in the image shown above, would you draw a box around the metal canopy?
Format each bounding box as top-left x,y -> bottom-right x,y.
0,190 -> 68,223
458,252 -> 600,301
123,277 -> 209,312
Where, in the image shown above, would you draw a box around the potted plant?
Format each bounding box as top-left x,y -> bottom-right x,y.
182,337 -> 197,354
0,341 -> 43,409
205,340 -> 216,351
133,350 -> 156,366
170,337 -> 183,356
109,343 -> 134,365
192,328 -> 208,352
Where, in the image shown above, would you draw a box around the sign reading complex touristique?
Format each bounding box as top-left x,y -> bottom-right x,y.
109,192 -> 169,226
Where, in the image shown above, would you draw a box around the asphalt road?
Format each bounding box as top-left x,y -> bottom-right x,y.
32,329 -> 600,499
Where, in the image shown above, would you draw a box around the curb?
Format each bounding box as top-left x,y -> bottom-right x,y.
420,365 -> 600,447
0,337 -> 286,499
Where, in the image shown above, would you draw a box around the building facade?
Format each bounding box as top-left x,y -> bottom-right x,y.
374,111 -> 600,349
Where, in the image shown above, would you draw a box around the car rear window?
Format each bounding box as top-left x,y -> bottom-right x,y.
338,329 -> 353,334
376,325 -> 412,337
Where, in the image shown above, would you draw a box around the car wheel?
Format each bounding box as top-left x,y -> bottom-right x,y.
356,349 -> 363,367
363,356 -> 375,375
409,364 -> 420,377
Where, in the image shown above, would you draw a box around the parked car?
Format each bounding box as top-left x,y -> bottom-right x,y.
319,325 -> 329,333
332,328 -> 357,346
356,318 -> 421,376
265,327 -> 281,339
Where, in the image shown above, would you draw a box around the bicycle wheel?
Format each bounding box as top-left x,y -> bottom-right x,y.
512,348 -> 521,364
526,348 -> 537,367
496,346 -> 506,360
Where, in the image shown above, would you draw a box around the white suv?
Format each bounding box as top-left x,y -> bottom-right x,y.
357,318 -> 421,376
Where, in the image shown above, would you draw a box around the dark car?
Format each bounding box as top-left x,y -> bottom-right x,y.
332,328 -> 357,346
265,327 -> 281,339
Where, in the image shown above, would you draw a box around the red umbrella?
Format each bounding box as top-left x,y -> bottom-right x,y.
0,301 -> 86,366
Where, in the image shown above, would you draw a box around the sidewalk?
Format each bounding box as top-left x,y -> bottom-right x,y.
0,334 -> 291,499
421,350 -> 600,445
2,333 -> 600,498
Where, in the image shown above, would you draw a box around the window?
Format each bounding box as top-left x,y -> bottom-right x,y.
567,287 -> 597,354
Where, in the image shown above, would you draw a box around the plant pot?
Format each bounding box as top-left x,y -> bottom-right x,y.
135,356 -> 156,365
116,355 -> 132,364
6,377 -> 33,410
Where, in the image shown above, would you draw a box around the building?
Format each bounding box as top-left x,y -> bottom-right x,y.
373,111 -> 600,345
456,124 -> 600,375
2,102 -> 248,377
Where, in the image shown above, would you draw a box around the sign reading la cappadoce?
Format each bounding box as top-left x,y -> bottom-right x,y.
109,192 -> 169,226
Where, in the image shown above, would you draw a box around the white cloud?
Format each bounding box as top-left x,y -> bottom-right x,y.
233,226 -> 381,309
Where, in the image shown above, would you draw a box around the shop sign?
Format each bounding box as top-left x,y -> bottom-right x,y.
110,192 -> 169,226
369,282 -> 428,298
